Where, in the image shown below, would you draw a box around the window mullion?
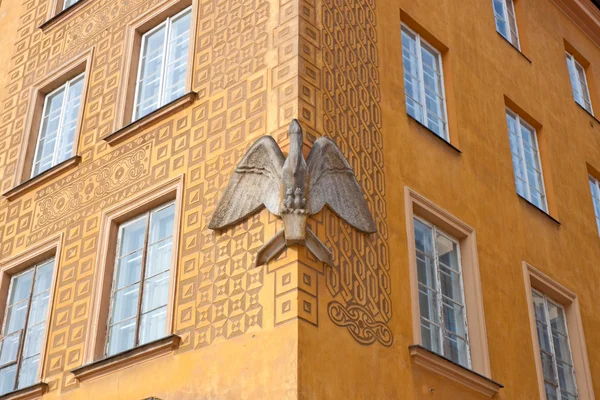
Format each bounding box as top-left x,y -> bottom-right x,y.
133,213 -> 152,347
415,35 -> 428,127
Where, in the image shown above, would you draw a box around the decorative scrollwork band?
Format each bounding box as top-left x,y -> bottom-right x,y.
328,301 -> 393,347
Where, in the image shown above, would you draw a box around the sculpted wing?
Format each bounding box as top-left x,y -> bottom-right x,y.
208,136 -> 284,230
306,137 -> 377,233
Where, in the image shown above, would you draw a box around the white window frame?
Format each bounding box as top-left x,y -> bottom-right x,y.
105,201 -> 176,356
0,259 -> 54,394
566,52 -> 593,114
493,0 -> 520,49
589,175 -> 600,235
31,73 -> 84,178
506,108 -> 548,212
414,216 -> 471,368
131,6 -> 192,122
532,289 -> 579,400
401,24 -> 450,141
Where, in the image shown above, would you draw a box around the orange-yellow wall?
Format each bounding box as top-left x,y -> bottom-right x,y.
0,0 -> 598,399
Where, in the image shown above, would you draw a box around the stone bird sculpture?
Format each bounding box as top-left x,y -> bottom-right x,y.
208,119 -> 377,266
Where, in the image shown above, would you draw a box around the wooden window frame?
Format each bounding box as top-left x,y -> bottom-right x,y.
505,107 -> 549,212
83,176 -> 183,365
0,235 -> 62,395
492,0 -> 521,49
405,187 -> 499,397
523,263 -> 595,400
6,49 -> 93,199
588,173 -> 600,235
112,0 -> 198,134
105,201 -> 176,357
400,24 -> 450,142
412,216 -> 471,368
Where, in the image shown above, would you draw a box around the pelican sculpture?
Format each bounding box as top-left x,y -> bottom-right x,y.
208,119 -> 376,266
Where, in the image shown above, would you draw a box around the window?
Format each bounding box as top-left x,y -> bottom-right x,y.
401,25 -> 449,140
413,217 -> 469,367
105,202 -> 175,357
532,290 -> 578,400
492,0 -> 520,48
589,175 -> 600,234
31,74 -> 84,178
566,52 -> 593,114
0,259 -> 54,395
63,0 -> 79,9
132,7 -> 192,122
506,109 -> 547,211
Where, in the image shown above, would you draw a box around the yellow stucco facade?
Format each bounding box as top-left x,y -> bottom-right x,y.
0,0 -> 599,398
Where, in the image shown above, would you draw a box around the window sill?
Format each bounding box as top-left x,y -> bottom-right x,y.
0,383 -> 48,400
518,195 -> 561,225
2,156 -> 81,201
407,115 -> 462,154
409,345 -> 503,397
497,32 -> 532,64
39,0 -> 92,32
575,102 -> 600,124
71,335 -> 180,382
104,92 -> 198,146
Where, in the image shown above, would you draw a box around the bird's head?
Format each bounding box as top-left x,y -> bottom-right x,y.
289,119 -> 302,138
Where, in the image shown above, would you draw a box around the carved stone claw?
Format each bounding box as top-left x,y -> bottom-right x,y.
305,228 -> 333,266
255,229 -> 287,267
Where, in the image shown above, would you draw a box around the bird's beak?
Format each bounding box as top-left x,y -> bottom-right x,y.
289,119 -> 302,136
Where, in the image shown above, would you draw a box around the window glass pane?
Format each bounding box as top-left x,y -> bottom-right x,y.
107,320 -> 136,356
418,286 -> 440,326
492,0 -> 508,37
5,302 -> 28,335
0,332 -> 21,367
443,334 -> 468,367
139,306 -> 167,345
146,239 -> 173,278
420,320 -> 440,354
142,271 -> 169,313
115,251 -> 143,290
0,365 -> 16,396
149,204 -> 175,244
22,323 -> 44,360
110,286 -> 139,324
27,292 -> 49,327
401,29 -> 423,123
17,355 -> 39,390
63,0 -> 79,9
118,216 -> 147,256
9,271 -> 33,307
33,262 -> 53,296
